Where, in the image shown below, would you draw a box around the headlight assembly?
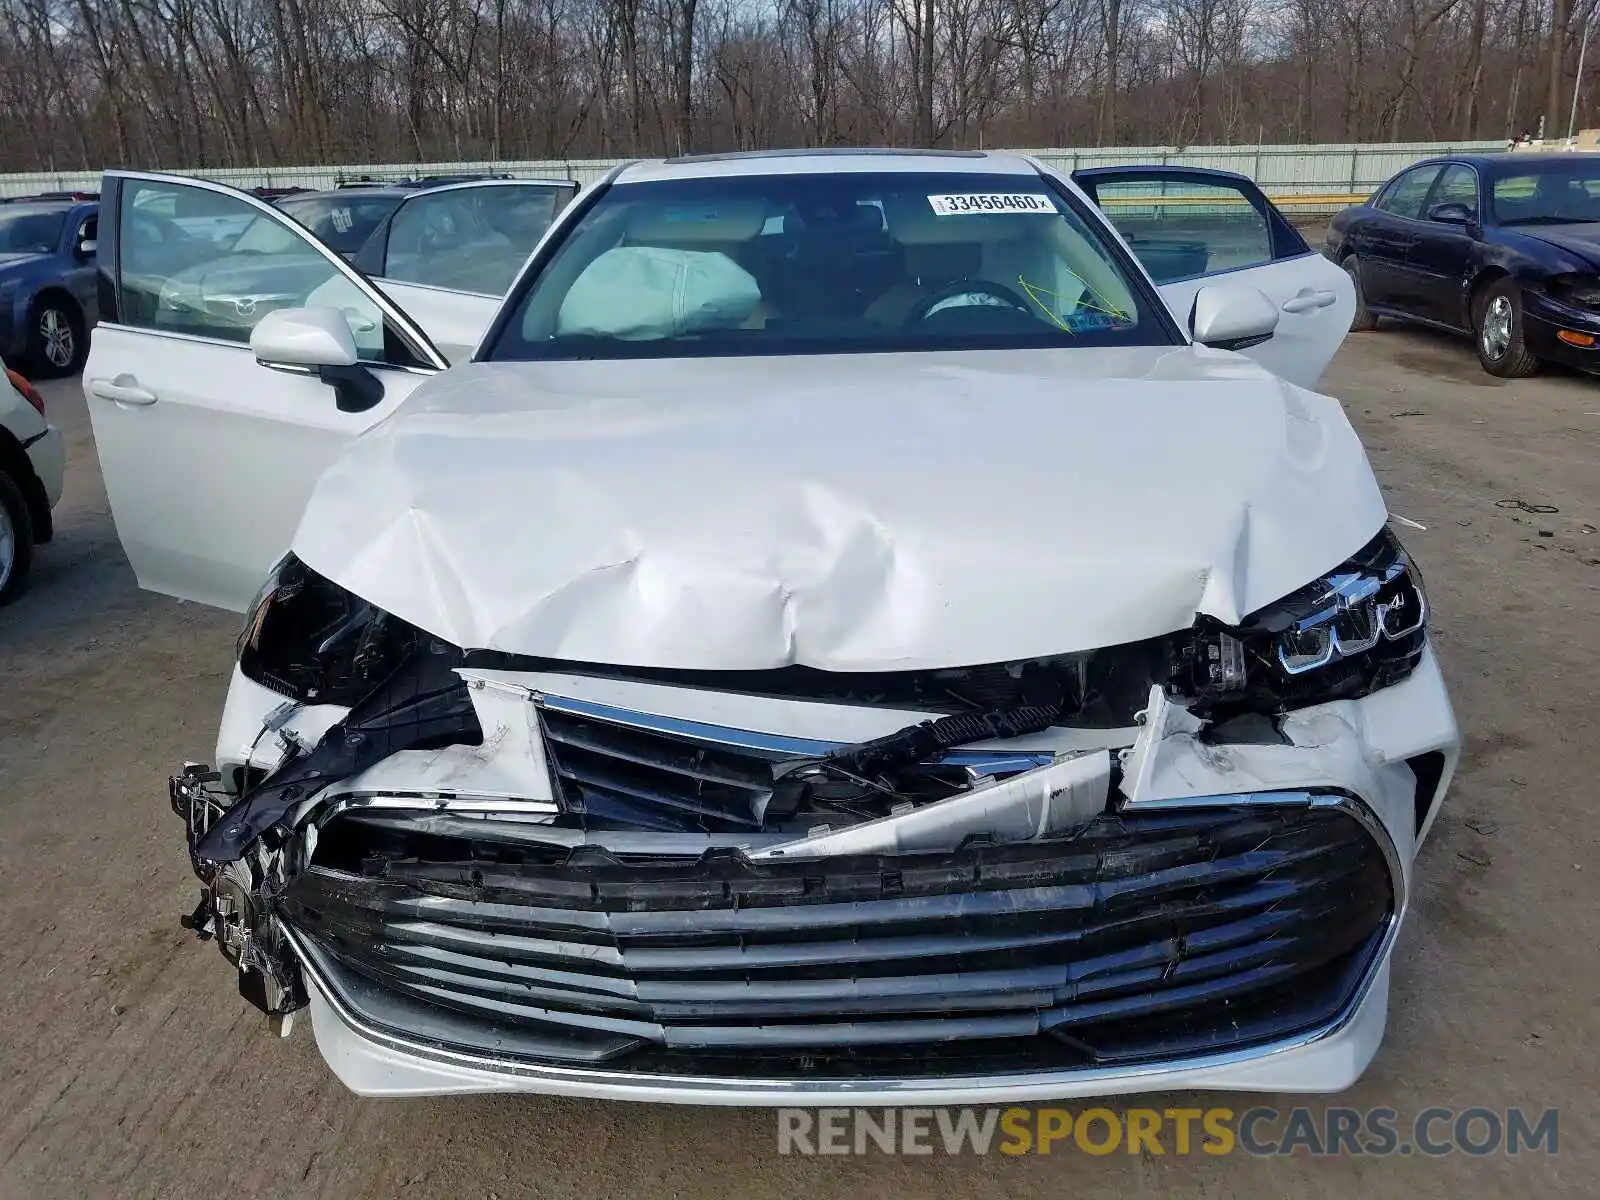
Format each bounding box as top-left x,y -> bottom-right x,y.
1175,528 -> 1428,712
237,554 -> 421,706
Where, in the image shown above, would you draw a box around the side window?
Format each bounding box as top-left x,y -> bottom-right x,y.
1374,167 -> 1442,219
1090,179 -> 1273,284
383,185 -> 566,294
1428,165 -> 1479,217
117,180 -> 390,361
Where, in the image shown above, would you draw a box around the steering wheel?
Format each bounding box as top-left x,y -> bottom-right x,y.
906,279 -> 1035,325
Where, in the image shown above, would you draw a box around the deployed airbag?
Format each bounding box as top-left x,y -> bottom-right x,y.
556,247 -> 761,339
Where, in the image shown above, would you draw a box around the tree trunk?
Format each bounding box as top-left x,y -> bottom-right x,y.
1548,0 -> 1570,133
1097,0 -> 1122,145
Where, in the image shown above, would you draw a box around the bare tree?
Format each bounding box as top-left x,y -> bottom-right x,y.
0,0 -> 1585,172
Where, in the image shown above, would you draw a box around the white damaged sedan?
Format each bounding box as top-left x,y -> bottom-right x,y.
85,151 -> 1457,1103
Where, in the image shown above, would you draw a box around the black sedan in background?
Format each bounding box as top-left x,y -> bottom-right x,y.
1327,152 -> 1600,377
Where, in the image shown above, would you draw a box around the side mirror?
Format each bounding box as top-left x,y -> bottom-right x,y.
249,307 -> 384,413
1426,201 -> 1475,225
76,238 -> 97,258
250,307 -> 358,368
1190,284 -> 1279,351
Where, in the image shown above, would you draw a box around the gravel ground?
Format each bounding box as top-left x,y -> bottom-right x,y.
2,325 -> 1596,1198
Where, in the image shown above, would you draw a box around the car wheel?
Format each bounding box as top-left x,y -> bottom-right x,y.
0,468 -> 35,607
27,299 -> 87,378
1475,280 -> 1540,378
1344,257 -> 1379,331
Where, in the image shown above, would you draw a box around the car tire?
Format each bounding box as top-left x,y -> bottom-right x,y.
0,468 -> 35,607
27,297 -> 87,378
1474,279 -> 1540,378
1344,257 -> 1380,332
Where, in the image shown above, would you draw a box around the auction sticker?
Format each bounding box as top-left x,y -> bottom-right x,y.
928,193 -> 1055,216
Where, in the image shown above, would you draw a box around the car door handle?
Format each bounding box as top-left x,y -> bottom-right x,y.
1281,289 -> 1338,314
89,376 -> 158,407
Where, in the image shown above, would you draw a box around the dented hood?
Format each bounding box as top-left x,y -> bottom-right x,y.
290,345 -> 1386,670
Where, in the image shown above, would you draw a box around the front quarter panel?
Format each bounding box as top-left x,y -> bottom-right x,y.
0,256 -> 56,358
1325,206 -> 1361,257
1478,226 -> 1600,359
1489,227 -> 1596,288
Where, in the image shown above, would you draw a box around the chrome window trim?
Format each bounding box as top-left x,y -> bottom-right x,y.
279,787 -> 1402,1096
377,276 -> 498,301
107,169 -> 450,371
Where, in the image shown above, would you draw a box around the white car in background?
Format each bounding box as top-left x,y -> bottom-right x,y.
119,177 -> 578,367
88,152 -> 1456,1104
0,357 -> 64,604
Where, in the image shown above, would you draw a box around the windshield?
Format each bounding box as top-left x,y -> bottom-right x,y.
1492,162 -> 1600,225
277,194 -> 401,254
0,207 -> 67,254
485,171 -> 1172,361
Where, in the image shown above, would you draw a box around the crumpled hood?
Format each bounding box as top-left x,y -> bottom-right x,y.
291,345 -> 1387,670
1520,223 -> 1600,267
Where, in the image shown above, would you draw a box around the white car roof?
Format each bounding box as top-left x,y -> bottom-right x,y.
615,149 -> 1041,184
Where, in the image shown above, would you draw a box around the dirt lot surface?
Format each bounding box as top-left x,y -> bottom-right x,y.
2,326 -> 1596,1198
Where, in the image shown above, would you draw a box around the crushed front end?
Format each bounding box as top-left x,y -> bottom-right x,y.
171,532 -> 1457,1102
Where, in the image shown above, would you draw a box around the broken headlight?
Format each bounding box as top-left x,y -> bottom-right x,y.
1177,528 -> 1428,711
1547,273 -> 1600,310
237,553 -> 421,706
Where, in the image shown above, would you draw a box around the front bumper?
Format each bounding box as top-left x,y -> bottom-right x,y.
185,649 -> 1457,1102
301,956 -> 1396,1104
1521,292 -> 1600,370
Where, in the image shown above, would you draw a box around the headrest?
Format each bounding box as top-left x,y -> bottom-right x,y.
625,199 -> 767,245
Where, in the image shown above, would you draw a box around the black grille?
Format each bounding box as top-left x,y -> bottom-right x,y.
538,702 -> 776,831
282,802 -> 1393,1078
533,699 -> 1049,834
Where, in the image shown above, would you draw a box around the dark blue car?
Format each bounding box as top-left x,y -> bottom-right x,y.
1327,152 -> 1600,377
0,199 -> 99,376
